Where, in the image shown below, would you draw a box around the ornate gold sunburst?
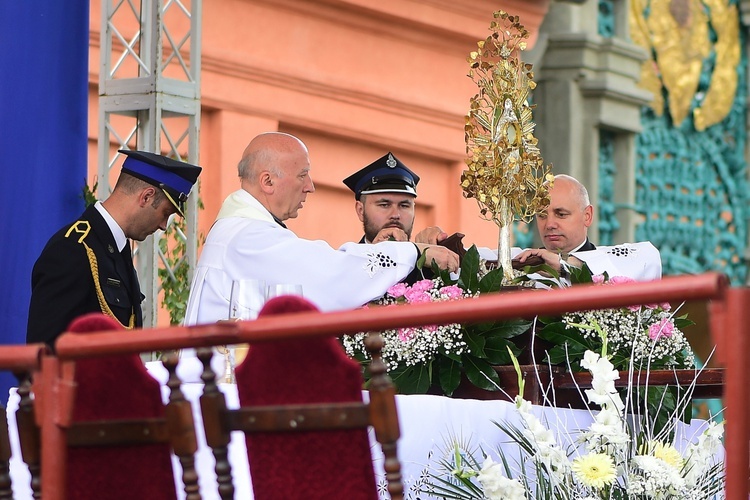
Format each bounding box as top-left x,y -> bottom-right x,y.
461,10 -> 553,279
629,0 -> 740,131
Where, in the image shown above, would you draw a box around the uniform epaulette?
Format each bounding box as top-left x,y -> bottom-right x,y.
64,220 -> 91,244
63,219 -> 134,329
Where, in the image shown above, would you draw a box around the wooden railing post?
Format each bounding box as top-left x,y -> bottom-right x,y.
37,355 -> 69,500
714,288 -> 750,499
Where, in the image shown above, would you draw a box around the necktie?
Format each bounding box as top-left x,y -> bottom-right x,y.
121,240 -> 136,291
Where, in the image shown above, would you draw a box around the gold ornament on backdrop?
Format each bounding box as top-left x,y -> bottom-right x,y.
461,10 -> 552,280
629,0 -> 739,131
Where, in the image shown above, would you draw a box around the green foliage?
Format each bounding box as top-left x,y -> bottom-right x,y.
157,219 -> 193,325
348,245 -> 531,396
157,185 -> 204,325
81,177 -> 98,208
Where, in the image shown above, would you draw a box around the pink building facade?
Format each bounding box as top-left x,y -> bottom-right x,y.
87,0 -> 550,250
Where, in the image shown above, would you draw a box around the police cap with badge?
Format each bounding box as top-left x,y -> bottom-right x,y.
118,149 -> 202,217
343,152 -> 420,200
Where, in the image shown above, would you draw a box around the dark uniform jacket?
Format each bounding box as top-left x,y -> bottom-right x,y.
577,239 -> 596,252
27,206 -> 143,346
357,236 -> 432,286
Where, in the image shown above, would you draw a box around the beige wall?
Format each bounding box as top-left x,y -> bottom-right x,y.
88,0 -> 550,250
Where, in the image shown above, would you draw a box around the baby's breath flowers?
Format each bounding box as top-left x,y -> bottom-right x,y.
541,274 -> 695,372
343,245 -> 531,395
342,278 -> 472,374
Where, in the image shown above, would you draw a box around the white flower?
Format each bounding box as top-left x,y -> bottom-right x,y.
571,453 -> 617,489
581,350 -> 624,412
581,406 -> 630,455
628,454 -> 685,495
476,457 -> 526,500
521,415 -> 555,447
580,350 -> 603,371
683,421 -> 724,488
581,351 -> 619,383
515,395 -> 532,414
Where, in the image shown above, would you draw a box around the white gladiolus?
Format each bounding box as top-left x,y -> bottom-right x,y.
476,457 -> 526,500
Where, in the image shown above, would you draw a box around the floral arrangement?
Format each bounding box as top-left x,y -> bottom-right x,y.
342,246 -> 531,395
537,273 -> 695,373
424,349 -> 725,500
531,270 -> 697,433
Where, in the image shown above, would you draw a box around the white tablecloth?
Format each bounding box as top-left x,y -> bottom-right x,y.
7,358 -> 719,499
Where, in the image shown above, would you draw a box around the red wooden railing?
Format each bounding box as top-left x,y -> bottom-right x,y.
12,272 -> 750,499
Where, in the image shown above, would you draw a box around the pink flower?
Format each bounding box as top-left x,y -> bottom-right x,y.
609,276 -> 636,285
411,279 -> 435,293
644,302 -> 670,311
388,283 -> 408,298
404,289 -> 431,304
648,318 -> 675,340
592,274 -> 606,284
440,285 -> 463,300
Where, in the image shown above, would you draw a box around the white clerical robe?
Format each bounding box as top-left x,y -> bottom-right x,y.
184,190 -> 419,325
478,241 -> 662,283
563,242 -> 661,281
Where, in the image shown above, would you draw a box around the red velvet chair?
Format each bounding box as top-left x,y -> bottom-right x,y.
62,313 -> 199,500
198,295 -> 403,500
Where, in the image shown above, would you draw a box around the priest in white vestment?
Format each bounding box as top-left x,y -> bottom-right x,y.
511,174 -> 661,282
184,132 -> 459,325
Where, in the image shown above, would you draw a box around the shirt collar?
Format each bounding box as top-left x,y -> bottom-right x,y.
569,238 -> 588,254
94,201 -> 128,251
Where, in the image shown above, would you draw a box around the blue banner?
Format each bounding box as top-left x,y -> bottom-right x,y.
0,1 -> 89,402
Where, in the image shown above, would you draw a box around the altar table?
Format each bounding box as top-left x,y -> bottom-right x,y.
6,357 -> 719,499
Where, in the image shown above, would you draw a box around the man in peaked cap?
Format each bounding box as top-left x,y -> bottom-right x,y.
344,152 -> 455,284
343,152 -> 423,244
27,150 -> 202,347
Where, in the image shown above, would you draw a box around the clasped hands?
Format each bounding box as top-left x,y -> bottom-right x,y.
514,248 -> 583,274
371,226 -> 459,273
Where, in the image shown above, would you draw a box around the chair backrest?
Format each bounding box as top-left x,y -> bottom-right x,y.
198,295 -> 403,500
0,344 -> 46,499
62,313 -> 199,500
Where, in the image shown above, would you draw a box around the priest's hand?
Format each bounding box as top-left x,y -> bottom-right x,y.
372,227 -> 410,243
515,248 -> 583,272
414,226 -> 448,245
416,244 -> 460,273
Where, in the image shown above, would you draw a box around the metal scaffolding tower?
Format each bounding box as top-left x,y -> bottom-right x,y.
98,0 -> 202,326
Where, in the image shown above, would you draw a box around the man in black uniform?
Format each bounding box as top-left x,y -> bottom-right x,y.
26,150 -> 202,347
344,152 -> 452,285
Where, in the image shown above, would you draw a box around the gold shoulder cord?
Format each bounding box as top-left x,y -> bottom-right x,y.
65,221 -> 135,329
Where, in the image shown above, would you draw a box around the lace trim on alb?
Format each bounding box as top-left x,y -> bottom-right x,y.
364,252 -> 397,277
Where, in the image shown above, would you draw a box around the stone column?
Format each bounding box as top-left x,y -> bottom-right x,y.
533,0 -> 651,244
